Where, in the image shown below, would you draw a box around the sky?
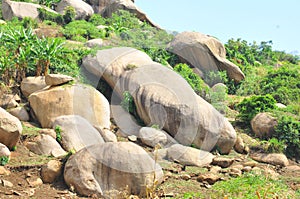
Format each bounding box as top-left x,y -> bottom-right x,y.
135,0 -> 300,54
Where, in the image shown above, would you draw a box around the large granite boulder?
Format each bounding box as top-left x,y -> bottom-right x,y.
2,0 -> 57,21
86,0 -> 159,28
82,47 -> 237,154
21,76 -> 47,98
64,142 -> 163,197
28,83 -> 110,128
0,107 -> 22,149
55,0 -> 94,20
167,31 -> 245,82
251,112 -> 278,139
52,115 -> 105,152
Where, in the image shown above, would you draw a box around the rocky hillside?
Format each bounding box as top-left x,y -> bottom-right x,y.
0,0 -> 299,198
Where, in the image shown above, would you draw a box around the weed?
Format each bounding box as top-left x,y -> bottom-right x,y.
55,125 -> 62,143
0,156 -> 9,166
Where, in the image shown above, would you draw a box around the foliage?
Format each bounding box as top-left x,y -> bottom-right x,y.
0,156 -> 9,166
174,63 -> 210,99
264,138 -> 286,153
38,8 -> 64,25
121,91 -> 136,115
225,38 -> 299,66
62,6 -> 76,24
211,172 -> 295,199
236,94 -> 277,123
62,20 -> 106,41
274,115 -> 300,159
55,125 -> 62,143
210,84 -> 228,114
39,0 -> 61,9
259,65 -> 300,105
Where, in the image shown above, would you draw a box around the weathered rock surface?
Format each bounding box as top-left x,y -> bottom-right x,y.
0,143 -> 11,158
197,173 -> 220,184
86,0 -> 159,28
0,94 -> 19,109
251,153 -> 289,167
212,157 -> 234,168
85,39 -> 104,48
29,83 -> 110,128
139,127 -> 169,148
45,74 -> 74,86
82,47 -> 237,154
95,127 -> 117,142
26,134 -> 66,157
64,142 -> 164,197
21,76 -> 47,98
167,144 -> 214,167
56,0 -> 94,20
234,136 -> 247,154
167,32 -> 245,82
251,112 -> 278,139
0,107 -> 22,149
52,115 -> 105,152
41,160 -> 63,183
8,106 -> 30,121
2,0 -> 57,21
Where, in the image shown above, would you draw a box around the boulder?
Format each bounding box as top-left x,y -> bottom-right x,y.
95,127 -> 117,142
45,74 -> 74,86
26,134 -> 66,157
0,94 -> 19,109
139,127 -> 168,148
41,160 -> 63,183
234,136 -> 247,154
250,153 -> 289,167
167,32 -> 245,82
39,128 -> 56,139
21,76 -> 47,98
86,0 -> 159,28
167,144 -> 214,167
212,157 -> 234,168
64,142 -> 164,197
0,143 -> 11,158
82,47 -> 237,154
197,173 -> 220,185
2,0 -> 57,21
251,112 -> 278,139
29,83 -> 110,128
8,107 -> 30,121
85,39 -> 104,48
0,107 -> 22,149
55,0 -> 94,20
52,115 -> 105,152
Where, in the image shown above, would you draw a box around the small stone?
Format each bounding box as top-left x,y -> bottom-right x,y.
180,174 -> 191,181
264,168 -> 279,180
45,74 -> 74,86
26,177 -> 43,187
229,168 -> 242,177
243,161 -> 258,167
0,166 -> 10,175
128,135 -> 137,142
242,166 -> 252,172
41,160 -> 63,183
197,173 -> 220,185
0,143 -> 11,158
234,136 -> 246,154
1,179 -> 13,187
39,128 -> 56,139
212,157 -> 234,168
210,166 -> 222,174
8,106 -> 30,121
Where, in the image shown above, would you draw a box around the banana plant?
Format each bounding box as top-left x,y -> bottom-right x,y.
31,37 -> 64,76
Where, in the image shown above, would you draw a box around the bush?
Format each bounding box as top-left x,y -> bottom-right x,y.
236,94 -> 277,123
274,115 -> 300,159
259,65 -> 300,105
174,63 -> 210,100
62,20 -> 106,41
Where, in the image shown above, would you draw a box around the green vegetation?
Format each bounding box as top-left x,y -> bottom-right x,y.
55,125 -> 62,143
211,172 -> 296,199
0,156 -> 9,166
120,91 -> 136,115
236,94 -> 277,124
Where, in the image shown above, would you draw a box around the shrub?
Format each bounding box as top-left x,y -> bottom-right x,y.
55,125 -> 62,143
236,94 -> 277,123
259,65 -> 300,105
121,91 -> 136,115
274,115 -> 300,159
62,20 -> 106,41
264,138 -> 286,153
174,63 -> 210,100
0,156 -> 9,166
